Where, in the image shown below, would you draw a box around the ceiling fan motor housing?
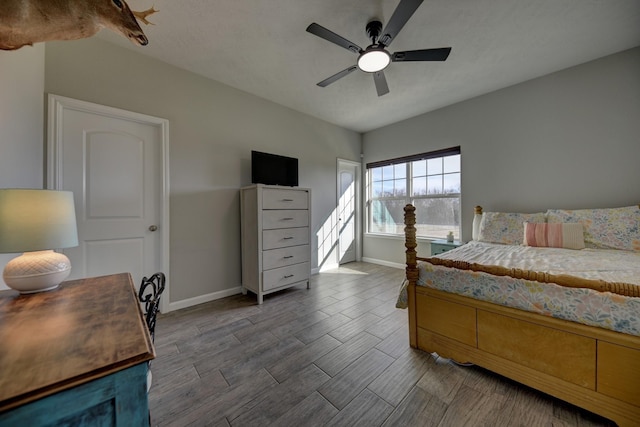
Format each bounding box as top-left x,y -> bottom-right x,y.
366,20 -> 383,44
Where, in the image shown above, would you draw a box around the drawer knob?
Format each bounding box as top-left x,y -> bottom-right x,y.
282,217 -> 294,221
282,199 -> 294,202
283,237 -> 294,240
283,255 -> 294,259
284,274 -> 294,278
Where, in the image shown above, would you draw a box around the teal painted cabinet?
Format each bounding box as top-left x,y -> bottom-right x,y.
0,273 -> 155,426
0,363 -> 148,426
430,239 -> 462,255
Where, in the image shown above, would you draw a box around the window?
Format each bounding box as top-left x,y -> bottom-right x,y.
367,147 -> 461,239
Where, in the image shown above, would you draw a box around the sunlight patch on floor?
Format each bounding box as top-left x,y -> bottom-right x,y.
321,267 -> 369,276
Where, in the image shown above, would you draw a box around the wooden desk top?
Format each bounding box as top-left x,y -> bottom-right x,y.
0,273 -> 155,412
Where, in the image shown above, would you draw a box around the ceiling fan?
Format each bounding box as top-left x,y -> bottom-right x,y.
306,0 -> 451,97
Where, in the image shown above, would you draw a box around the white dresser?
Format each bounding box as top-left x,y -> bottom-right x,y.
240,184 -> 311,304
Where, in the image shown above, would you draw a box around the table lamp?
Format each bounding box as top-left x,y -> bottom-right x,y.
0,189 -> 79,293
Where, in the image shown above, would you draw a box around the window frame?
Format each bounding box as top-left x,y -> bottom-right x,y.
366,146 -> 461,240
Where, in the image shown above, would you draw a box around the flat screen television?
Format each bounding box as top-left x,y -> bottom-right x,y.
251,150 -> 298,187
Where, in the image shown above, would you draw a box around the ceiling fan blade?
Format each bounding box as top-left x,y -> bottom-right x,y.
392,47 -> 452,62
373,71 -> 389,96
317,65 -> 358,87
379,0 -> 424,47
306,23 -> 363,54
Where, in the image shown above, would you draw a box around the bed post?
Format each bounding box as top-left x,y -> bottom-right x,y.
404,204 -> 419,348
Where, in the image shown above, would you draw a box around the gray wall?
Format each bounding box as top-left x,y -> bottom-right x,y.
44,38 -> 361,307
0,45 -> 45,290
4,39 -> 638,299
363,47 -> 640,265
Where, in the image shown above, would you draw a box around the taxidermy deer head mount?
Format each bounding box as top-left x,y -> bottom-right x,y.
0,0 -> 157,50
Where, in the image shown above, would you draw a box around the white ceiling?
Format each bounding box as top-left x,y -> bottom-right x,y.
98,0 -> 640,133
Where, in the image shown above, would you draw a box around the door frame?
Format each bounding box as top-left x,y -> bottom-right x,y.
336,158 -> 362,263
47,94 -> 171,313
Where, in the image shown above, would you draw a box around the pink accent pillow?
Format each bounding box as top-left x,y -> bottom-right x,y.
523,222 -> 585,249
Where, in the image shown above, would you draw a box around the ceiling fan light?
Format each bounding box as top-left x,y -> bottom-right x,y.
357,49 -> 391,73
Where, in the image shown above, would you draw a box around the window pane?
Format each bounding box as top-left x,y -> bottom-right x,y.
372,180 -> 383,198
427,158 -> 442,175
412,176 -> 426,196
443,172 -> 460,194
381,165 -> 393,181
370,200 -> 406,234
371,167 -> 382,182
382,179 -> 394,196
427,175 -> 442,194
412,197 -> 460,239
412,160 -> 426,177
444,154 -> 460,173
394,178 -> 406,196
394,164 -> 406,179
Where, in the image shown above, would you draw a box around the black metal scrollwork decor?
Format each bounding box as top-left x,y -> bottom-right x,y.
138,272 -> 166,342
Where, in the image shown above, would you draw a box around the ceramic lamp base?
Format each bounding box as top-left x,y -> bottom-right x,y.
3,250 -> 72,294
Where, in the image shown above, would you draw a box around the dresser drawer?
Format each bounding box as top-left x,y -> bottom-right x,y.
431,243 -> 454,255
263,189 -> 309,210
263,262 -> 310,291
263,245 -> 310,270
263,227 -> 309,250
430,240 -> 462,255
262,210 -> 309,230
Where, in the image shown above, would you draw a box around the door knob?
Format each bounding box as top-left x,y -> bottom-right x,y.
148,225 -> 158,232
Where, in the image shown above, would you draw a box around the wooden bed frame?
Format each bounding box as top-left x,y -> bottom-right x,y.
403,204 -> 640,426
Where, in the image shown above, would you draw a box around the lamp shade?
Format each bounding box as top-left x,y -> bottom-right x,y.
0,189 -> 78,253
0,189 -> 79,293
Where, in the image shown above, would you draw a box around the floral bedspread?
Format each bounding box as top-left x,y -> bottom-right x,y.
397,241 -> 640,336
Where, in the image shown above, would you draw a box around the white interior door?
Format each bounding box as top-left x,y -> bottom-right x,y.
337,159 -> 360,264
48,95 -> 170,309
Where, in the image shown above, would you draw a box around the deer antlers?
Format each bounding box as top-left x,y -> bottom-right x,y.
133,7 -> 158,26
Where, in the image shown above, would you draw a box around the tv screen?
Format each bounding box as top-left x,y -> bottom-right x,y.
251,150 -> 298,187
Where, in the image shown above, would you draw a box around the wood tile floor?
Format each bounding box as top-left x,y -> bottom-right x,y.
149,262 -> 614,426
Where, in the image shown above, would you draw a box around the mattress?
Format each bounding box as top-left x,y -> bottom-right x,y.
398,241 -> 640,336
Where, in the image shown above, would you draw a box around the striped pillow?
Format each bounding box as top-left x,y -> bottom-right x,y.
523,222 -> 585,249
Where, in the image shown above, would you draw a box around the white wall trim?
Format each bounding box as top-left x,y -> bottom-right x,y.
361,257 -> 404,270
168,286 -> 242,312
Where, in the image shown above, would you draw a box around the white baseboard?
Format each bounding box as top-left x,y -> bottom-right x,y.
361,257 -> 405,270
167,286 -> 242,312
